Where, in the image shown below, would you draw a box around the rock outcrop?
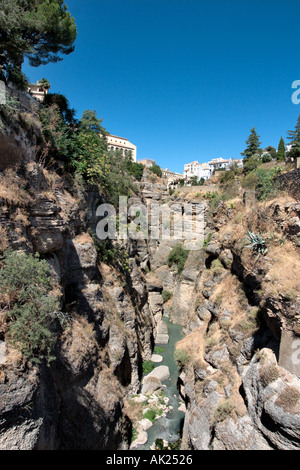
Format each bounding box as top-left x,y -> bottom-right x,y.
176,197 -> 300,450
1,97 -> 300,451
0,151 -> 158,449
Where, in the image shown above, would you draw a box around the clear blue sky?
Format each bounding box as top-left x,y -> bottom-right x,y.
23,0 -> 300,174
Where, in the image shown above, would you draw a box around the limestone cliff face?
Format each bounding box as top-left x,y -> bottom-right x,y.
0,116 -> 158,449
175,197 -> 300,450
1,103 -> 300,451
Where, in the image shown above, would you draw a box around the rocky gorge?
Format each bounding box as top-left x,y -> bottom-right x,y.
0,91 -> 300,451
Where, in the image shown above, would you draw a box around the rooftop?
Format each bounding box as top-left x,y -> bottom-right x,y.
107,134 -> 129,141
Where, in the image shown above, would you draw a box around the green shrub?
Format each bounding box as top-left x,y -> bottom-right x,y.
155,438 -> 181,450
124,159 -> 144,181
144,408 -> 162,422
211,258 -> 223,274
149,164 -> 162,178
243,154 -> 261,174
0,93 -> 20,128
214,400 -> 235,423
105,150 -> 140,206
0,250 -> 62,365
241,167 -> 282,200
174,348 -> 191,367
142,360 -> 155,374
73,131 -> 110,186
205,191 -> 232,212
255,167 -> 281,201
262,152 -> 272,163
131,428 -> 139,442
220,170 -> 235,184
167,244 -> 189,275
241,170 -> 259,190
162,290 -> 172,303
202,232 -> 212,249
95,239 -> 130,273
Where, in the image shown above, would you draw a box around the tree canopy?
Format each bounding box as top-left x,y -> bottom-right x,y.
0,0 -> 77,87
277,137 -> 286,162
43,92 -> 77,124
80,109 -> 107,134
287,113 -> 300,160
241,127 -> 262,159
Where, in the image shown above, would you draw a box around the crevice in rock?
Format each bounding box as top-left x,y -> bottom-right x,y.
114,345 -> 132,387
260,409 -> 300,448
205,254 -> 218,270
231,252 -> 262,307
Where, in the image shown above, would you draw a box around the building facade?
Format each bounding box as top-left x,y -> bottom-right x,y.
184,161 -> 213,182
207,157 -> 243,171
162,168 -> 184,179
27,81 -> 49,102
184,158 -> 243,183
107,134 -> 137,162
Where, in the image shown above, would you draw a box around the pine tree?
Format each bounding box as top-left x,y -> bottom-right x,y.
0,0 -> 77,87
287,113 -> 300,159
277,137 -> 286,161
241,127 -> 262,159
80,109 -> 106,134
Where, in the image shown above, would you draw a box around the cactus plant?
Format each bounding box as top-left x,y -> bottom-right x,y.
245,230 -> 268,260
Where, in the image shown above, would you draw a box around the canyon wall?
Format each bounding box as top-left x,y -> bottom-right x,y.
1,94 -> 300,451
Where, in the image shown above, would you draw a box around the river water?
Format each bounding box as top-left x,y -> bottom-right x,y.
136,317 -> 185,450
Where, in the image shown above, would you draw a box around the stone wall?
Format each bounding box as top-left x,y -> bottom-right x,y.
277,168 -> 300,199
1,80 -> 39,115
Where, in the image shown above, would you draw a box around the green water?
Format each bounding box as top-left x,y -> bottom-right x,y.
137,317 -> 185,450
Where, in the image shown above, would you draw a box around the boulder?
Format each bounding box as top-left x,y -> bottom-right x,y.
151,354 -> 163,363
141,376 -> 163,395
144,365 -> 170,383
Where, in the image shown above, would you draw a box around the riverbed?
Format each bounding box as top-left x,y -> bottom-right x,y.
136,317 -> 185,450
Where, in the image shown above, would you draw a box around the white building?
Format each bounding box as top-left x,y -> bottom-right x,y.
107,134 -> 137,162
207,157 -> 243,171
184,158 -> 243,183
27,81 -> 49,102
162,168 -> 184,179
184,161 -> 213,182
207,157 -> 229,170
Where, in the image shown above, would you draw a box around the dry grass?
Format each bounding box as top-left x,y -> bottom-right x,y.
275,386 -> 300,413
210,272 -> 248,317
61,314 -> 97,365
42,168 -> 62,194
213,399 -> 235,423
264,242 -> 300,301
0,169 -> 32,207
123,397 -> 145,423
259,364 -> 280,388
95,365 -> 124,407
10,208 -> 30,227
0,225 -> 9,253
73,232 -> 94,245
175,326 -> 207,367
